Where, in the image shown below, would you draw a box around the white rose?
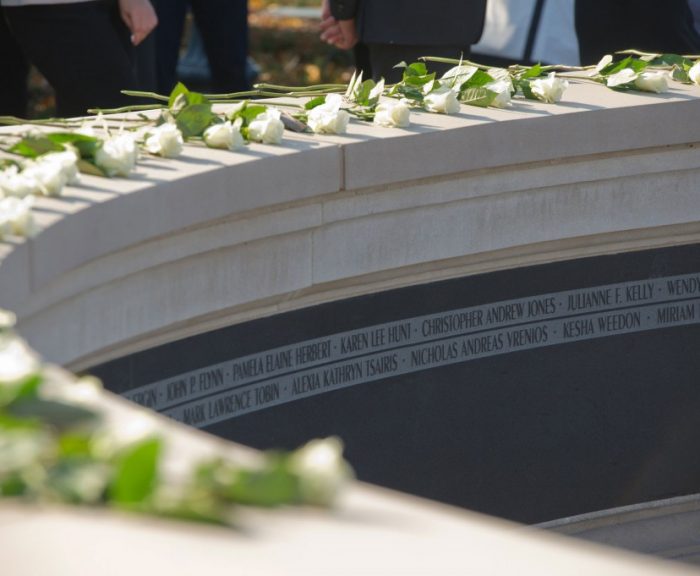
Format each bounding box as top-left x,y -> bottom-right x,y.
484,79 -> 512,108
203,121 -> 245,150
0,333 -> 40,386
95,133 -> 138,177
145,123 -> 184,158
530,72 -> 569,103
23,159 -> 67,197
0,195 -> 35,237
634,70 -> 669,93
373,99 -> 411,128
43,149 -> 80,185
307,94 -> 350,134
248,108 -> 285,144
689,61 -> 700,86
423,87 -> 461,114
289,437 -> 354,507
0,165 -> 38,198
0,308 -> 16,330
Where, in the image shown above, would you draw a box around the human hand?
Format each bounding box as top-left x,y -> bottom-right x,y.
319,0 -> 357,50
119,0 -> 158,46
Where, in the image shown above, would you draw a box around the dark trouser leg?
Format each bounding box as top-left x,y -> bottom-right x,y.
366,44 -> 471,83
151,0 -> 189,94
190,0 -> 250,93
3,0 -> 136,117
0,9 -> 29,117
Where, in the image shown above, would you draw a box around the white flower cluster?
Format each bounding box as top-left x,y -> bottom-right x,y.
0,150 -> 79,199
0,149 -> 81,239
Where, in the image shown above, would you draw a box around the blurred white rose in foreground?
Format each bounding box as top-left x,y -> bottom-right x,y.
289,436 -> 354,507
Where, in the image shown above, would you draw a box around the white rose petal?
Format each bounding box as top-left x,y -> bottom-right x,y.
289,437 -> 354,507
605,68 -> 638,88
248,108 -> 285,144
689,61 -> 700,86
0,195 -> 35,238
485,79 -> 513,108
203,121 -> 245,150
95,133 -> 138,177
634,70 -> 669,93
145,123 -> 184,158
0,165 -> 38,198
530,72 -> 569,103
423,87 -> 461,114
368,78 -> 385,102
307,94 -> 350,134
595,54 -> 614,75
373,99 -> 411,128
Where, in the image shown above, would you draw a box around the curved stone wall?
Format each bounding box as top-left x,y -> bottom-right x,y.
2,81 -> 700,372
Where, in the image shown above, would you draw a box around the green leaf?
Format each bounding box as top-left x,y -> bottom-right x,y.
0,373 -> 42,410
518,80 -> 536,100
77,159 -> 108,177
45,459 -> 109,504
405,62 -> 428,77
46,132 -> 101,159
225,463 -> 299,507
58,433 -> 93,457
236,104 -> 268,125
463,69 -> 495,89
648,53 -> 689,68
599,56 -> 647,76
9,136 -> 63,159
8,397 -> 99,430
460,87 -> 497,108
175,103 -> 216,139
109,437 -> 161,505
521,63 -> 544,79
304,95 -> 327,110
168,82 -> 190,109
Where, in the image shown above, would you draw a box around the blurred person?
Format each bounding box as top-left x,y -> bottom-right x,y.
0,12 -> 29,116
150,0 -> 250,95
0,0 -> 157,117
319,0 -> 488,82
575,0 -> 700,65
